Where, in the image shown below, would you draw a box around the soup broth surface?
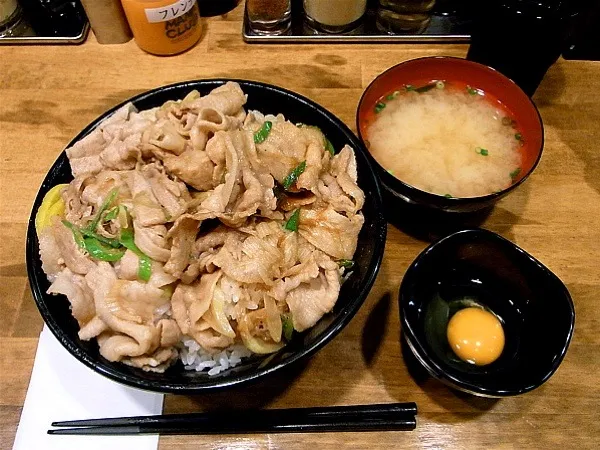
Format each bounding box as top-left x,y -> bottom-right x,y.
366,82 -> 523,198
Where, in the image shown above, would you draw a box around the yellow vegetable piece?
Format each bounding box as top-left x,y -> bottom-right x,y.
239,330 -> 284,354
35,184 -> 68,235
238,309 -> 284,354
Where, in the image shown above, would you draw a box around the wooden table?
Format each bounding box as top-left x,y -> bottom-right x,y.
1,5 -> 599,449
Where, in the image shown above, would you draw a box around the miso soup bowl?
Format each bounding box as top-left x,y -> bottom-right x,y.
357,57 -> 544,213
399,228 -> 575,397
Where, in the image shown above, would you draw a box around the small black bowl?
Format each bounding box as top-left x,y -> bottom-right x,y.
26,79 -> 387,393
399,228 -> 574,397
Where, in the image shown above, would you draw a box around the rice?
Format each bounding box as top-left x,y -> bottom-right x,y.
367,87 -> 522,198
180,337 -> 253,376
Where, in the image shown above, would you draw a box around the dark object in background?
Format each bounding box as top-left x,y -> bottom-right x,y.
198,0 -> 238,17
562,1 -> 600,60
467,0 -> 567,97
19,0 -> 86,36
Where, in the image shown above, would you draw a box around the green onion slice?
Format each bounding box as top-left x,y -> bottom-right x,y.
284,209 -> 300,232
83,237 -> 126,262
104,206 -> 119,222
253,121 -> 272,144
62,220 -> 86,249
325,137 -> 335,156
119,228 -> 152,282
281,314 -> 294,341
338,259 -> 355,269
282,161 -> 307,190
87,188 -> 119,232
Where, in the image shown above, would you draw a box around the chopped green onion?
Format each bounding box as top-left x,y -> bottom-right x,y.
444,194 -> 453,198
137,255 -> 152,282
104,206 -> 119,221
325,137 -> 335,157
338,259 -> 355,269
284,209 -> 300,232
385,91 -> 401,101
466,86 -> 479,96
282,161 -> 307,190
515,133 -> 522,141
86,188 -> 119,232
297,123 -> 335,156
387,169 -> 394,175
79,228 -> 121,248
374,102 -> 386,113
435,81 -> 445,89
476,147 -> 489,156
253,121 -> 272,144
119,228 -> 152,282
281,315 -> 294,341
405,84 -> 415,91
83,237 -> 126,262
510,168 -> 521,180
62,220 -> 86,249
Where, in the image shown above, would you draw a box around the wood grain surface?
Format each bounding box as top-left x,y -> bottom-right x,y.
1,4 -> 600,449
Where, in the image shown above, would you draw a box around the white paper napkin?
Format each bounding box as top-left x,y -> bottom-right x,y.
13,325 -> 164,450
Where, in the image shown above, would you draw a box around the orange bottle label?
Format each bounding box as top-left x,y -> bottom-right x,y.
121,0 -> 202,55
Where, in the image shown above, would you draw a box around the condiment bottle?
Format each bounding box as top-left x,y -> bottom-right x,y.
80,0 -> 132,44
246,0 -> 291,35
303,0 -> 368,34
0,0 -> 28,37
120,0 -> 202,55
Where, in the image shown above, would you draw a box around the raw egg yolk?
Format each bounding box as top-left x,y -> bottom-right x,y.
446,307 -> 505,366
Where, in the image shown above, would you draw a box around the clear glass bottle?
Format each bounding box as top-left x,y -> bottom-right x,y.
0,0 -> 29,37
376,0 -> 436,34
246,0 -> 291,35
303,0 -> 368,34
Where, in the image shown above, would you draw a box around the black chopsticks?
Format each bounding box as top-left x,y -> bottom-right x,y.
48,402 -> 417,435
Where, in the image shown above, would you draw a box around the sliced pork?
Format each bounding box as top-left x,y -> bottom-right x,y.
40,82 -> 365,373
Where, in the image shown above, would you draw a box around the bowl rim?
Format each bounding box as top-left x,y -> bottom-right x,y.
26,78 -> 387,393
399,228 -> 575,397
356,55 -> 545,207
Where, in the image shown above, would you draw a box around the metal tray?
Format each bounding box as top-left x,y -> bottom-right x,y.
0,21 -> 89,44
243,1 -> 472,43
